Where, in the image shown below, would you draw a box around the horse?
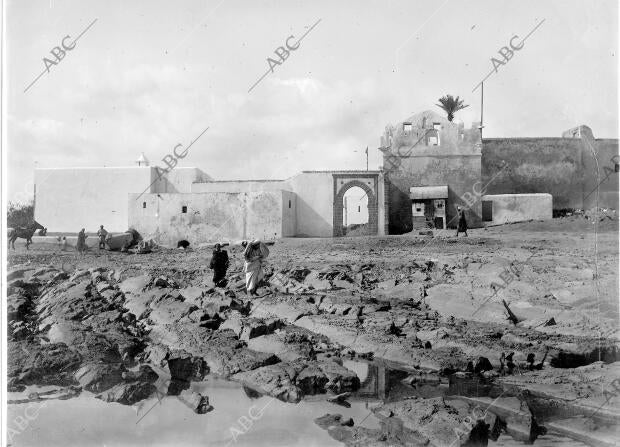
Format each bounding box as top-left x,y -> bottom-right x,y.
8,221 -> 45,250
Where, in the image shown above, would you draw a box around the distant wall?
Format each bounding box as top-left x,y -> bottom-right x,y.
192,180 -> 286,193
482,193 -> 552,226
152,167 -> 212,194
193,174 -> 334,237
482,137 -> 619,210
581,138 -> 619,210
287,172 -> 334,237
35,167 -> 153,233
128,191 -> 285,246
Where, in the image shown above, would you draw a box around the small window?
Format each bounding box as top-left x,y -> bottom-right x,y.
403,122 -> 412,133
358,206 -> 361,212
181,206 -> 187,213
288,199 -> 291,208
615,163 -> 619,173
142,202 -> 146,209
436,202 -> 443,208
416,207 -> 422,212
428,136 -> 439,146
433,122 -> 441,130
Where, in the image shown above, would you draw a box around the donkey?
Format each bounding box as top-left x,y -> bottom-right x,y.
8,221 -> 45,250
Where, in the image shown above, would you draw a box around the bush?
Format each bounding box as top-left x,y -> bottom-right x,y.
7,201 -> 34,228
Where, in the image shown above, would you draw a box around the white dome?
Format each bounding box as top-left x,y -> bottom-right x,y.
136,152 -> 149,166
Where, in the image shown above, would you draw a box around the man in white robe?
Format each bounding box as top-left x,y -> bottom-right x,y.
243,239 -> 269,296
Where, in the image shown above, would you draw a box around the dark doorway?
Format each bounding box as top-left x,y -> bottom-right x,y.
482,201 -> 493,221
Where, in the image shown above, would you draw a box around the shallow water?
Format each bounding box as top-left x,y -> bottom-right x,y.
7,361 -> 589,447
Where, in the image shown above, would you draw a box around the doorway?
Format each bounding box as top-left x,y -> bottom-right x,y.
342,186 -> 369,236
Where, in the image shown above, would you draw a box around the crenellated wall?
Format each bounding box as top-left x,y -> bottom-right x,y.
381,110 -> 483,234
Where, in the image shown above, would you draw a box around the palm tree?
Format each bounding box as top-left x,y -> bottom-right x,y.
436,95 -> 469,122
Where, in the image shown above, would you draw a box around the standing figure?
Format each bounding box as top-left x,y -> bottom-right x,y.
456,206 -> 468,237
209,243 -> 230,287
97,225 -> 108,250
243,239 -> 269,296
57,236 -> 67,251
76,228 -> 88,256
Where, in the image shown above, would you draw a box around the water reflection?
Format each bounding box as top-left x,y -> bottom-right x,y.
343,360 -> 446,402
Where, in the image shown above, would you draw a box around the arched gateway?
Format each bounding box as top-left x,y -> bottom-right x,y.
333,173 -> 379,237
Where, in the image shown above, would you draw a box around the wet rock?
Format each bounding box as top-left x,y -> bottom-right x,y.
148,324 -> 277,377
9,341 -> 81,387
20,385 -> 82,403
177,390 -> 213,414
489,396 -> 546,442
8,268 -> 30,281
8,377 -> 27,392
240,318 -> 284,340
7,292 -> 30,323
96,381 -> 156,405
304,271 -> 332,291
74,362 -> 125,393
374,397 -> 487,446
122,365 -> 159,383
246,334 -> 311,362
550,343 -> 619,368
142,343 -> 169,366
250,298 -> 318,323
178,286 -> 206,306
96,282 -> 113,294
448,372 -> 499,397
452,395 -> 545,443
474,357 -> 494,374
232,360 -> 360,403
327,392 -> 351,408
167,351 -> 208,382
315,413 -> 354,429
118,275 -> 151,295
220,315 -> 284,340
154,276 -> 178,288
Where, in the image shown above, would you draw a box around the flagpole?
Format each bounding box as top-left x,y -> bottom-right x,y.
366,146 -> 369,171
480,82 -> 484,140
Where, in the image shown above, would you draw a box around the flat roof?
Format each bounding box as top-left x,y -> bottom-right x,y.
410,185 -> 448,199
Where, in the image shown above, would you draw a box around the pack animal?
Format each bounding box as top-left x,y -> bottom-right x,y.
8,221 -> 45,250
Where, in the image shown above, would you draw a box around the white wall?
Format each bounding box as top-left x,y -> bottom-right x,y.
35,166 -> 211,233
152,167 -> 212,193
192,180 -> 286,193
194,173 -> 335,237
287,172 -> 334,237
482,193 -> 553,226
35,167 -> 153,232
129,191 -> 285,246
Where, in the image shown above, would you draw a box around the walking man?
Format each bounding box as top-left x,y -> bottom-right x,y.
209,243 -> 230,287
455,206 -> 468,237
243,239 -> 269,296
97,225 -> 108,250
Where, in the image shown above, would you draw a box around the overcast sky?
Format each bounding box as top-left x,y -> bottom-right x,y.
4,0 -> 618,202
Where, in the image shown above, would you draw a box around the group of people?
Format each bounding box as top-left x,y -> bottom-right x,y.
72,225 -> 109,255
208,239 -> 269,296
